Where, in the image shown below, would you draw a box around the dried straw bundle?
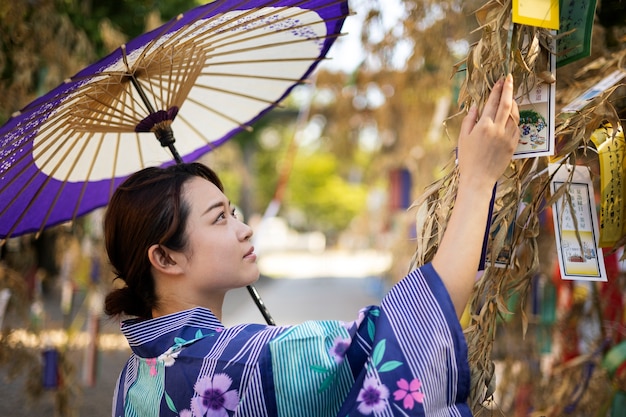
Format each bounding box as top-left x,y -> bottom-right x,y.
409,0 -> 625,414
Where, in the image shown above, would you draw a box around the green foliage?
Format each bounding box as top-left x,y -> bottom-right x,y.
56,0 -> 201,56
285,151 -> 367,236
0,0 -> 202,121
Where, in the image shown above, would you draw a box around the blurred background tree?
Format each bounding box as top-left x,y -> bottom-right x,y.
0,0 -> 200,125
0,0 -> 484,248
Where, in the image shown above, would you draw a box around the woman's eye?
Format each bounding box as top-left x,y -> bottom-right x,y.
232,208 -> 244,222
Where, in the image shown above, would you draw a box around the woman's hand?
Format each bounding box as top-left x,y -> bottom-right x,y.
457,74 -> 520,193
432,74 -> 520,318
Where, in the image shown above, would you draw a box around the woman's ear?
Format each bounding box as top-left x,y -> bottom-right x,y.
148,244 -> 183,275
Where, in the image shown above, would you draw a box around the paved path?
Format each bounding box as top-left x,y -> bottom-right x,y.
0,265 -> 387,416
224,275 -> 385,326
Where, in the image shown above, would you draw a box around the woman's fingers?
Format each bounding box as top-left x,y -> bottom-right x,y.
494,74 -> 515,127
480,74 -> 515,128
460,105 -> 479,137
506,99 -> 521,137
459,74 -> 519,170
502,95 -> 520,150
481,77 -> 505,122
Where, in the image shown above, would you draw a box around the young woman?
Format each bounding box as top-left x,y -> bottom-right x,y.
106,75 -> 519,416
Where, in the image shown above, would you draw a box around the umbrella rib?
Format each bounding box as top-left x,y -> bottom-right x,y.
205,33 -> 343,61
187,1 -> 347,52
0,141 -> 47,201
12,83 -> 85,120
156,0 -> 256,52
101,73 -> 157,117
70,132 -> 107,222
79,79 -> 151,122
183,96 -> 254,132
120,81 -> 156,119
156,0 -> 284,52
192,83 -> 284,107
202,56 -> 330,66
129,0 -> 259,71
118,82 -> 148,167
73,104 -> 142,131
144,43 -> 203,112
1,124 -> 87,238
0,88 -> 124,191
134,131 -> 146,170
53,2 -> 343,121
0,106 -> 79,197
71,71 -> 172,131
199,71 -> 312,84
160,46 -> 176,108
72,107 -> 140,132
124,30 -> 169,73
110,132 -> 121,199
23,125 -> 82,181
137,54 -> 170,112
186,0 -> 335,46
10,74 -> 146,134
176,113 -> 220,147
172,49 -> 200,108
36,131 -> 101,237
70,92 -> 140,133
154,0 -> 346,66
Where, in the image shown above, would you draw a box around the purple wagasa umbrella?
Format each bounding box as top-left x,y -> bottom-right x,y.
0,0 -> 349,324
0,0 -> 348,239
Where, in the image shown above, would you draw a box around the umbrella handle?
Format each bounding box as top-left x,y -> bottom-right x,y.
246,284 -> 275,325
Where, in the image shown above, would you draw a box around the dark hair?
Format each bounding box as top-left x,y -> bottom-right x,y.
103,162 -> 223,319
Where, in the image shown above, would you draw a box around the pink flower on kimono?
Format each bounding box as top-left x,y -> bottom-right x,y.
178,410 -> 192,417
393,378 -> 424,410
145,358 -> 158,377
192,373 -> 239,417
357,376 -> 389,414
329,336 -> 350,363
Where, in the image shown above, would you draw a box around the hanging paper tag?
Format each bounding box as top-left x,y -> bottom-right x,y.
561,70 -> 626,113
513,35 -> 556,159
557,0 -> 597,67
512,0 -> 559,29
590,125 -> 626,247
549,163 -> 607,281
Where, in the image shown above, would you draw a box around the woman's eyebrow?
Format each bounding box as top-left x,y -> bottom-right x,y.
202,200 -> 231,216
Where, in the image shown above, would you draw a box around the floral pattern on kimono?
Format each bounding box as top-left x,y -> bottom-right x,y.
112,263 -> 471,417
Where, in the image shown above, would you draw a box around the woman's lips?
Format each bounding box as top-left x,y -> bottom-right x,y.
244,247 -> 256,260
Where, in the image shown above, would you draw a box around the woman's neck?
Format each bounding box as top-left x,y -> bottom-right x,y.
152,294 -> 224,321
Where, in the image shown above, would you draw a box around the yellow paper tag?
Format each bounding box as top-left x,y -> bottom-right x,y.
591,124 -> 626,247
512,0 -> 560,30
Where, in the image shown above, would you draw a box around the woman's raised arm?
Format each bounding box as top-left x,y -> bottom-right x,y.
432,74 -> 520,318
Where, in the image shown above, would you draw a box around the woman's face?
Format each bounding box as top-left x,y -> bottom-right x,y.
175,177 -> 259,295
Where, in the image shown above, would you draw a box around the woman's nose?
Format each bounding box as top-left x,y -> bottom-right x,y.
238,220 -> 253,241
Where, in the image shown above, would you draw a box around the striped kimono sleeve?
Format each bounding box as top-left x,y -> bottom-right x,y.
336,263 -> 472,416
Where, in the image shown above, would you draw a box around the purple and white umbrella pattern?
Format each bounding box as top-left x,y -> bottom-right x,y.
0,0 -> 349,240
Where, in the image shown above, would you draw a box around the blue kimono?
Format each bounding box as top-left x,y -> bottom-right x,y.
112,263 -> 471,416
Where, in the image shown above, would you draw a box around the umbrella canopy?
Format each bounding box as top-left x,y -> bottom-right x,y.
0,0 -> 349,240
